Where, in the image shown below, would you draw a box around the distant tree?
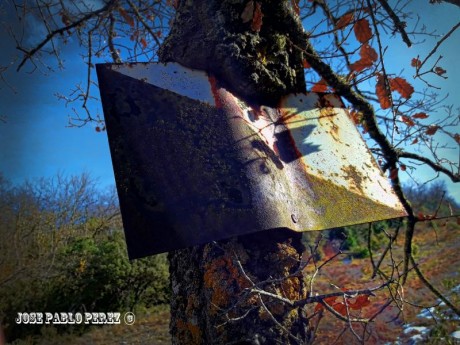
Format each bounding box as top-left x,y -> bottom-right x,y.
1,0 -> 459,343
0,174 -> 170,342
404,181 -> 460,217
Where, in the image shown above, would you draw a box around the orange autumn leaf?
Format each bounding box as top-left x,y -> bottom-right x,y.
389,77 -> 414,99
140,37 -> 148,49
314,303 -> 323,313
302,59 -> 311,69
349,59 -> 372,73
324,296 -> 338,305
251,2 -> 263,32
350,44 -> 378,72
411,57 -> 421,68
426,125 -> 439,136
336,12 -> 354,30
360,44 -> 378,63
411,137 -> 419,145
349,295 -> 371,310
354,18 -> 372,43
333,302 -> 347,316
118,8 -> 134,28
454,134 -> 460,144
350,110 -> 363,125
376,74 -> 391,110
350,60 -> 375,72
312,78 -> 328,92
435,66 -> 447,76
401,115 -> 415,127
412,112 -> 429,119
315,296 -> 339,312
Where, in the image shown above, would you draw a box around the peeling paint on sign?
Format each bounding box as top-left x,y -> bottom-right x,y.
96,62 -> 407,259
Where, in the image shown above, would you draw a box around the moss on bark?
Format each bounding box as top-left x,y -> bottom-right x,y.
161,1 -> 311,343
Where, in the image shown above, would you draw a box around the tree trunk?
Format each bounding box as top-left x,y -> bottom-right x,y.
159,1 -> 310,344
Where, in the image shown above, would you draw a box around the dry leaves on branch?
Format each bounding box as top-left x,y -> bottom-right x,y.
314,295 -> 371,316
118,8 -> 134,28
426,125 -> 439,136
311,78 -> 329,93
376,74 -> 391,110
349,110 -> 363,125
412,112 -> 429,119
336,12 -> 354,30
401,115 -> 415,127
389,77 -> 414,99
354,18 -> 372,43
140,37 -> 148,49
376,74 -> 414,109
350,43 -> 378,72
434,66 -> 447,76
411,57 -> 422,68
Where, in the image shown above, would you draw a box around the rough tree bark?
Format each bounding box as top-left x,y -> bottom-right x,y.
159,1 -> 311,344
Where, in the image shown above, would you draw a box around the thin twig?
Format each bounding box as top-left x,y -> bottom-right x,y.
376,0 -> 412,47
126,0 -> 162,47
16,0 -> 116,71
398,151 -> 459,182
417,21 -> 460,74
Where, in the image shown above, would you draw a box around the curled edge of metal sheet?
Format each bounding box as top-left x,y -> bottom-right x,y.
96,62 -> 407,258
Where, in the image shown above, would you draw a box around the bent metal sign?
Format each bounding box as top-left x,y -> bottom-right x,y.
96,62 -> 406,259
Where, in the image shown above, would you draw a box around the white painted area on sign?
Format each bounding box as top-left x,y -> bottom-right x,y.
109,62 -> 216,105
282,93 -> 403,210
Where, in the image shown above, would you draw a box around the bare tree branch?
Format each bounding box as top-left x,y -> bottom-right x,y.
16,0 -> 116,72
377,0 -> 412,47
398,151 -> 460,182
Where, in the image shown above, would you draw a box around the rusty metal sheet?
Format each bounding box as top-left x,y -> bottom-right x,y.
96,62 -> 407,259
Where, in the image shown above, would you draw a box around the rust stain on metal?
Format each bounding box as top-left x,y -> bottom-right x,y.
96,62 -> 407,258
341,164 -> 365,194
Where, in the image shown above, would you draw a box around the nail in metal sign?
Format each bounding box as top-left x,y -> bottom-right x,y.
96,62 -> 407,259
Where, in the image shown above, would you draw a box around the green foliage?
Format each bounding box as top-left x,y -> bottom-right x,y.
327,221 -> 393,259
48,232 -> 170,314
0,174 -> 170,343
325,183 -> 459,260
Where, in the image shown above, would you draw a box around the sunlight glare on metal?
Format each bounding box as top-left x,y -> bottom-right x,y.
96,62 -> 407,259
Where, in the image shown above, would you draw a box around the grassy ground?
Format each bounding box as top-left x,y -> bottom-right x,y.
11,219 -> 459,344
310,218 -> 460,344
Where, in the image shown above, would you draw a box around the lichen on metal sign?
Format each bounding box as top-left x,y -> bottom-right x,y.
96,62 -> 407,259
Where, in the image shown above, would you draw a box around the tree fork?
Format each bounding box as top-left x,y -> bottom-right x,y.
160,1 -> 310,344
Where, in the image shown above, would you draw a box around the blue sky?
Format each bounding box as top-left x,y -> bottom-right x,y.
0,38 -> 115,189
0,1 -> 458,202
